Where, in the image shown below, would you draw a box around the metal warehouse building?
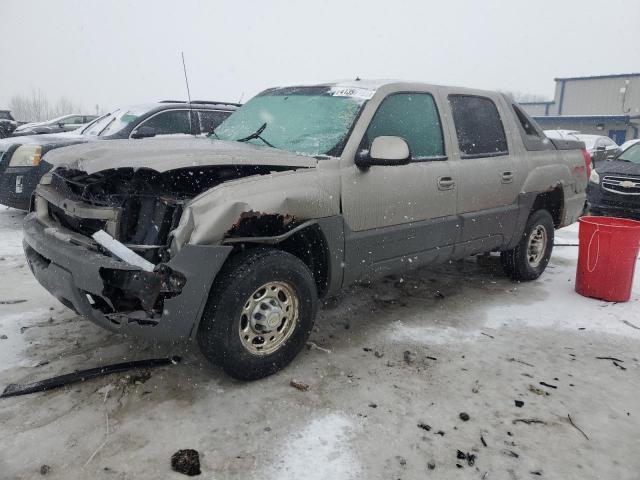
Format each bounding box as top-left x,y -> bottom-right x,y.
520,73 -> 640,144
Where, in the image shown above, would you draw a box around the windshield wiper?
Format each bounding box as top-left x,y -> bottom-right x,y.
236,122 -> 275,148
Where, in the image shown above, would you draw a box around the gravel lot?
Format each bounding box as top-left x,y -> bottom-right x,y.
1,207 -> 639,480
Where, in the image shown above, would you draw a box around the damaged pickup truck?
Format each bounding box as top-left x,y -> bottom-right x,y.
23,81 -> 590,379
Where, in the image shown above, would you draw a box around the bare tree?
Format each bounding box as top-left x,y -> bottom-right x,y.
9,89 -> 83,122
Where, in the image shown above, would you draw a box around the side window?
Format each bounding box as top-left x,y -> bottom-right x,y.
512,104 -> 541,137
449,95 -> 508,158
511,103 -> 551,151
140,110 -> 191,135
62,116 -> 84,125
198,110 -> 231,134
364,93 -> 445,159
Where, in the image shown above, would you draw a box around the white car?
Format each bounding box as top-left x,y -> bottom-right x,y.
572,134 -> 620,165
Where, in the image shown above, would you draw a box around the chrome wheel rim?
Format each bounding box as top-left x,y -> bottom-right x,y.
526,225 -> 548,268
239,281 -> 299,355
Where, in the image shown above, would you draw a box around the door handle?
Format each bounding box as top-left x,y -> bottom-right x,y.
501,171 -> 514,183
437,176 -> 455,190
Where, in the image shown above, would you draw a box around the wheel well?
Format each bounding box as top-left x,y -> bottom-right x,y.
278,225 -> 329,297
225,218 -> 330,298
532,188 -> 564,228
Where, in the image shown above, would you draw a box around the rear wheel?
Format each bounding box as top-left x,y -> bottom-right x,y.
197,248 -> 317,380
501,209 -> 554,281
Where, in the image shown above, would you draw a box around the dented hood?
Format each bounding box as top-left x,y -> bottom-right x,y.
43,136 -> 318,174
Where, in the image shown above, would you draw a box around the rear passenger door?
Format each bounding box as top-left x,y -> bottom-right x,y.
445,93 -> 524,255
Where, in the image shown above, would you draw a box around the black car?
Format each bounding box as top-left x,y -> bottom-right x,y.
587,141 -> 640,219
0,100 -> 239,210
11,114 -> 99,137
0,110 -> 17,138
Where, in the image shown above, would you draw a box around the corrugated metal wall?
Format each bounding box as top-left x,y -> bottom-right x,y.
520,75 -> 640,118
558,76 -> 640,115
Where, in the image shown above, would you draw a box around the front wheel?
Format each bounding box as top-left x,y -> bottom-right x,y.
197,248 -> 318,380
501,209 -> 554,281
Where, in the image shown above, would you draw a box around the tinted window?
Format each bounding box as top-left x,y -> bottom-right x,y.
449,95 -> 508,157
140,110 -> 191,135
512,104 -> 540,137
199,110 -> 230,134
365,93 -> 444,159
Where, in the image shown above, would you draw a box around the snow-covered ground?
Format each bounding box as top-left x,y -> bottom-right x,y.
1,207 -> 639,480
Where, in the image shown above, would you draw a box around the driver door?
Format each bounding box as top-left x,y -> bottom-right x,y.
341,91 -> 459,283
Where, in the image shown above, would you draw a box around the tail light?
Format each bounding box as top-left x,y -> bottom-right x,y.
581,148 -> 592,178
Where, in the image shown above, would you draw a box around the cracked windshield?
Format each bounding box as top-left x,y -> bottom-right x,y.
1,1 -> 639,479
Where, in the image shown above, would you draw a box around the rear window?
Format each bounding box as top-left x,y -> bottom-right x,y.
513,104 -> 540,136
448,95 -> 508,158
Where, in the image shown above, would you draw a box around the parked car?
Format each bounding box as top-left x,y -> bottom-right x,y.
573,134 -> 620,166
12,114 -> 99,137
23,81 -> 589,380
587,141 -> 640,219
0,110 -> 18,138
0,100 -> 238,209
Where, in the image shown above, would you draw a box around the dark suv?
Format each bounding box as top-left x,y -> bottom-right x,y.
0,100 -> 239,209
0,110 -> 17,138
587,141 -> 640,219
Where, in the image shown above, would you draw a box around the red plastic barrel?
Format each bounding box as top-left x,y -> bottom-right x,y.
576,216 -> 640,302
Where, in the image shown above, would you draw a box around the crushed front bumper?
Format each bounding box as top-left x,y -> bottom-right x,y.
23,213 -> 232,341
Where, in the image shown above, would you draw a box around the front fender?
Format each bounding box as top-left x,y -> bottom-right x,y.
173,167 -> 341,247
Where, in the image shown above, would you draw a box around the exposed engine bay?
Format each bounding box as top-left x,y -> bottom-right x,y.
43,165 -> 292,263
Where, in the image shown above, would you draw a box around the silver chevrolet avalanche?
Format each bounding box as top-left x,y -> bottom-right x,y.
23,80 -> 590,379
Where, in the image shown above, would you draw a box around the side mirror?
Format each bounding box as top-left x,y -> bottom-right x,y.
131,125 -> 157,139
596,146 -> 606,152
355,136 -> 411,168
57,122 -> 65,128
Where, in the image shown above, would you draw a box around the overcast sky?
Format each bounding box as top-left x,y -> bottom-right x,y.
2,0 -> 639,114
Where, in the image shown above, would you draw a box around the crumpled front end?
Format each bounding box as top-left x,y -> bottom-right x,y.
21,165 -> 282,340
23,158 -> 341,340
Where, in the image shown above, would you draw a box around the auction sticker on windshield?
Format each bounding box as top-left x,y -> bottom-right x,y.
329,87 -> 375,100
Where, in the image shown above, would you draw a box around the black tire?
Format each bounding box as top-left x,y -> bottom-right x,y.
501,209 -> 554,281
197,248 -> 318,380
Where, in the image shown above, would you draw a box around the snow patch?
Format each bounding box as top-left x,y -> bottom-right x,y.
388,321 -> 480,346
262,413 -> 360,480
0,309 -> 50,372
